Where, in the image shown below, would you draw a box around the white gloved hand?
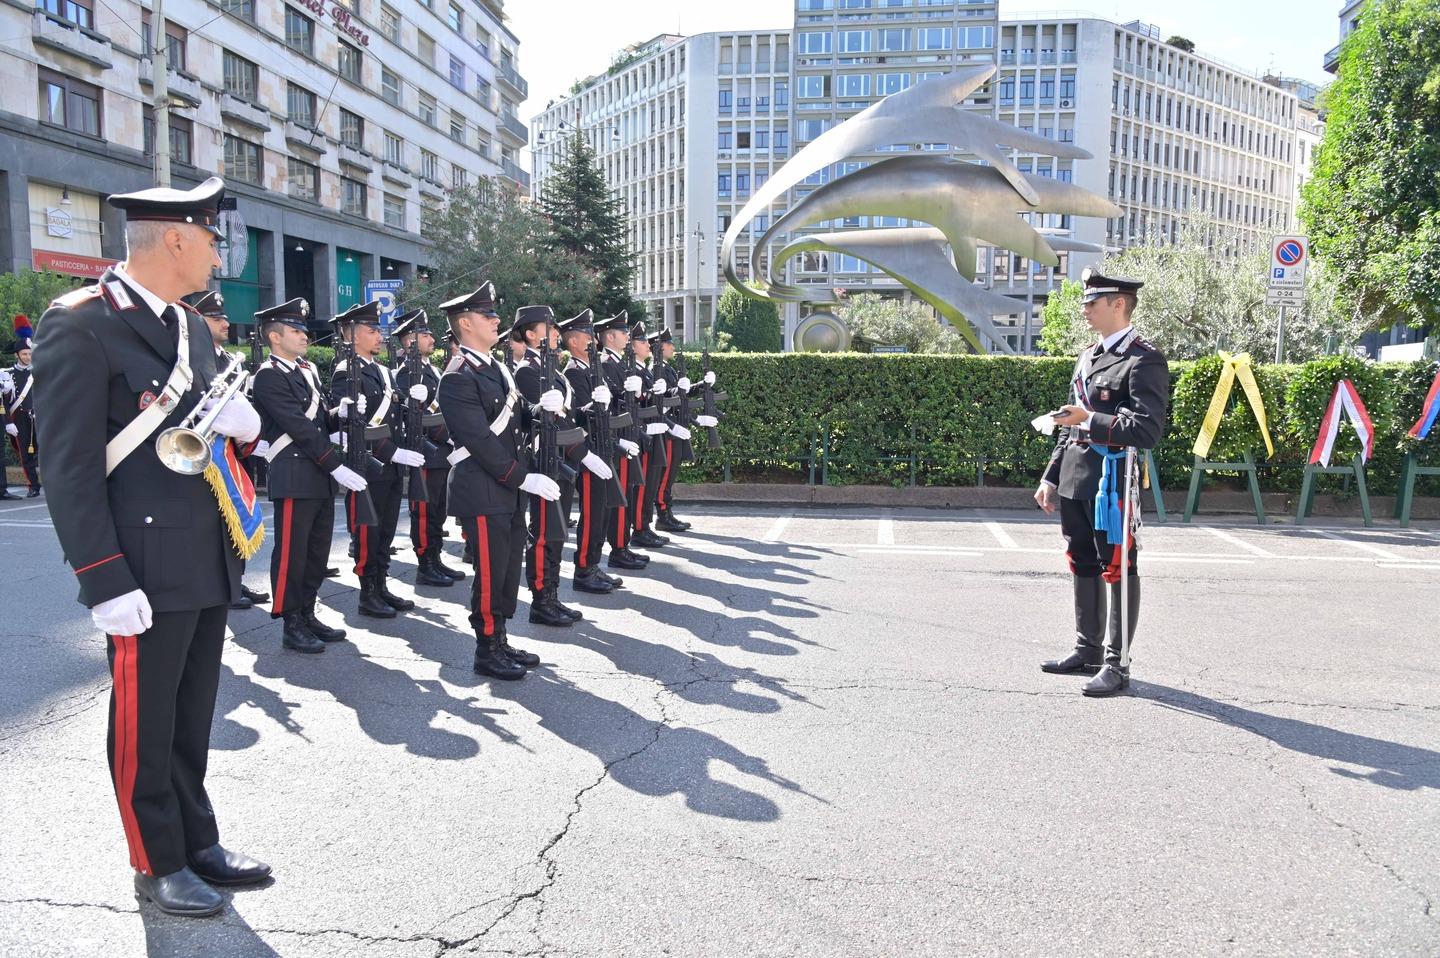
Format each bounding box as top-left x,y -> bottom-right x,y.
408,383 -> 428,401
391,448 -> 425,468
520,472 -> 561,500
205,392 -> 262,443
91,588 -> 153,636
591,383 -> 612,405
329,431 -> 343,445
650,379 -> 667,396
703,371 -> 717,385
336,395 -> 368,419
695,415 -> 719,428
582,451 -> 613,480
669,424 -> 692,441
332,464 -> 368,491
4,423 -> 16,437
677,377 -> 691,391
617,438 -> 639,457
645,422 -> 668,436
253,440 -> 271,458
624,375 -> 643,396
539,388 -> 564,413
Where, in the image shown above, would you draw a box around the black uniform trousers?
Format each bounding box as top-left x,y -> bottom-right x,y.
526,478 -> 571,593
269,496 -> 335,617
408,466 -> 451,559
632,439 -> 666,535
10,414 -> 39,490
106,605 -> 228,877
463,505 -> 526,636
607,455 -> 640,552
574,470 -> 608,572
1059,493 -> 1138,582
657,437 -> 680,514
348,472 -> 402,578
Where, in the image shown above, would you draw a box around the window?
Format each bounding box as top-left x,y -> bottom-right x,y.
287,83 -> 317,127
737,131 -> 751,149
838,74 -> 870,97
775,83 -> 789,108
717,131 -> 732,149
918,28 -> 951,51
338,41 -> 362,83
381,68 -> 401,106
755,130 -> 769,149
223,51 -> 258,100
736,171 -> 750,194
719,90 -> 732,110
340,109 -> 364,148
287,157 -> 319,202
877,72 -> 909,96
143,16 -> 188,72
38,0 -> 92,28
449,113 -> 466,143
383,193 -> 405,229
284,7 -> 313,56
448,55 -> 464,90
879,28 -> 908,52
717,173 -> 731,196
341,176 -> 366,216
452,166 -> 467,189
839,31 -> 871,53
380,3 -> 400,42
421,149 -> 438,181
418,92 -> 437,127
143,108 -> 193,165
798,75 -> 826,98
774,129 -> 789,149
417,32 -> 435,66
477,132 -> 492,158
223,134 -> 262,184
220,0 -> 254,19
384,131 -> 404,165
960,26 -> 993,49
38,69 -> 101,136
447,1 -> 462,31
799,32 -> 832,54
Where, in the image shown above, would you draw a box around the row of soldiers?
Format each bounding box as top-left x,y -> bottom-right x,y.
230,282 -> 719,680
0,316 -> 41,499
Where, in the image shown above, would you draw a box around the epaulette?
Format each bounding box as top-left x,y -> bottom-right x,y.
52,285 -> 103,308
333,359 -> 348,374
1133,338 -> 1157,352
442,354 -> 466,376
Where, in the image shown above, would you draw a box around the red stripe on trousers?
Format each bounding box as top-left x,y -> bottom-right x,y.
111,634 -> 152,875
475,516 -> 494,635
273,498 -> 294,614
416,469 -> 429,554
658,438 -> 674,507
536,496 -> 546,591
634,454 -> 648,532
578,473 -> 591,569
354,493 -> 369,576
1103,543 -> 1125,583
616,459 -> 628,544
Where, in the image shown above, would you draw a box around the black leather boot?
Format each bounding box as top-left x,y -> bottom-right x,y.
187,844 -> 272,886
357,576 -> 398,618
376,575 -> 415,610
573,569 -> 615,594
462,540 -> 475,566
1083,578 -> 1140,697
597,568 -> 625,588
474,634 -> 526,680
134,867 -> 223,917
324,566 -> 341,578
528,593 -> 574,627
416,554 -> 454,587
241,583 -> 270,604
434,554 -> 466,580
551,587 -> 583,621
498,625 -> 541,668
632,529 -> 669,548
303,602 -> 347,642
1042,577 -> 1105,674
608,549 -> 648,570
656,509 -> 689,532
282,611 -> 325,653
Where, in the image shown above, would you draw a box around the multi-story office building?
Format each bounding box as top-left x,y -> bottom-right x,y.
1324,0 -> 1368,74
1265,76 -> 1324,216
0,0 -> 527,331
531,30 -> 791,343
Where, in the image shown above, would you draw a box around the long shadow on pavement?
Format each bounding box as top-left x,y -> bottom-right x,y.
1142,684 -> 1440,791
139,891 -> 279,957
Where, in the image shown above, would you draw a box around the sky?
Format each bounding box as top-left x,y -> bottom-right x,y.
509,0 -> 1338,163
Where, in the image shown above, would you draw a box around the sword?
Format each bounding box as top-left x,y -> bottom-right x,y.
1120,445 -> 1137,671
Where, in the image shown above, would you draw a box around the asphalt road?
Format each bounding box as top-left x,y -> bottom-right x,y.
2,495 -> 1438,957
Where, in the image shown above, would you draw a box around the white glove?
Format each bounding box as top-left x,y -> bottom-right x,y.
391,448 -> 425,468
591,383 -> 612,405
582,451 -> 613,480
669,424 -> 692,441
408,383 -> 428,401
695,415 -> 719,428
703,371 -> 717,385
329,431 -> 342,445
336,395 -> 368,419
91,588 -> 153,636
650,379 -> 667,396
253,440 -> 271,458
677,377 -> 691,391
4,423 -> 16,437
205,393 -> 261,443
539,388 -> 564,413
332,464 -> 368,491
646,422 -> 668,436
624,375 -> 643,396
617,438 -> 639,457
520,472 -> 561,500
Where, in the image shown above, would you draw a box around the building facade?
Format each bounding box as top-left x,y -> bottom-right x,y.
531,30 -> 791,344
1,0 -> 527,332
1324,0 -> 1368,74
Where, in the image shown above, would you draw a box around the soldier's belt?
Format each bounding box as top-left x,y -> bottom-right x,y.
264,434 -> 294,461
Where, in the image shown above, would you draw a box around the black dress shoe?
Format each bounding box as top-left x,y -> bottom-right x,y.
134,867 -> 223,917
26,487 -> 41,498
1082,664 -> 1130,697
187,844 -> 272,886
573,571 -> 615,594
656,514 -> 688,532
1041,649 -> 1103,675
282,612 -> 325,653
303,606 -> 347,642
324,566 -> 341,578
608,551 -> 648,571
0,491 -> 20,500
229,594 -> 255,611
241,584 -> 270,604
597,569 -> 624,588
555,600 -> 583,621
567,518 -> 577,528
376,578 -> 415,610
474,640 -> 526,680
529,600 -> 574,627
632,530 -> 669,548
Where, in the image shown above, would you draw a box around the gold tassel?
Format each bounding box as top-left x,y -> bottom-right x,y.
204,461 -> 265,560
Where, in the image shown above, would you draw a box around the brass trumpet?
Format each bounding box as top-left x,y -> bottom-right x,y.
156,353 -> 250,475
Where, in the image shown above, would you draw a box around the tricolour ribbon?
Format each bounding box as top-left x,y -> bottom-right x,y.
1407,366 -> 1440,440
1192,352 -> 1274,460
1309,379 -> 1374,467
205,437 -> 265,559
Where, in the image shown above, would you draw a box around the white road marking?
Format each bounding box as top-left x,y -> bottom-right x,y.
984,521 -> 1018,549
1376,562 -> 1440,570
761,514 -> 792,544
0,502 -> 52,514
856,548 -> 983,557
1142,556 -> 1254,565
876,510 -> 895,546
1203,526 -> 1277,558
1312,528 -> 1400,560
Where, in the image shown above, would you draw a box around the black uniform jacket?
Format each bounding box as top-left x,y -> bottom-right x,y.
1043,331 -> 1170,501
33,268 -> 238,612
4,365 -> 35,420
251,355 -> 340,500
330,355 -> 403,483
513,348 -> 588,466
437,347 -> 534,517
394,360 -> 452,469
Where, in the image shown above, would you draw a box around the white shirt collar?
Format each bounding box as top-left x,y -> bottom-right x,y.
603,347 -> 622,361
270,354 -> 297,372
112,264 -> 174,321
1100,326 -> 1133,352
461,345 -> 493,366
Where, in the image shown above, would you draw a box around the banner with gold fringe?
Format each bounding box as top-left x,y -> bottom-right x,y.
204,436 -> 265,559
1192,351 -> 1274,460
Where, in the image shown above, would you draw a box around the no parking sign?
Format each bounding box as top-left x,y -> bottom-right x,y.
1269,235 -> 1308,290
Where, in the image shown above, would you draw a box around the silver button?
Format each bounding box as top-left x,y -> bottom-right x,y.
144,517 -> 153,524
152,380 -> 159,387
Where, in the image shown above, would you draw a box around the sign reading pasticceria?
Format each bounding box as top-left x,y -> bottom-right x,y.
291,0 -> 370,47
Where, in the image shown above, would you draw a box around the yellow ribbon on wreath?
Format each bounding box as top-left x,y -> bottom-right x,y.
1192,351 -> 1274,460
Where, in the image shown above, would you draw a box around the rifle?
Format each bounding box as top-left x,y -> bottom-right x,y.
400,334 -> 433,504
672,352 -> 696,462
337,335 -> 378,526
585,340 -> 628,506
533,325 -> 584,527
700,336 -> 727,450
247,324 -> 265,378
245,324 -> 270,485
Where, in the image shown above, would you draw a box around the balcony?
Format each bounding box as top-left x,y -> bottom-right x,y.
220,92 -> 271,131
31,11 -> 113,69
1324,43 -> 1342,74
138,59 -> 202,108
499,112 -> 527,143
285,121 -> 327,154
498,61 -> 528,99
381,160 -> 413,188
501,158 -> 530,191
338,143 -> 373,171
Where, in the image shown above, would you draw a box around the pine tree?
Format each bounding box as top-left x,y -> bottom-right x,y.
540,130 -> 645,321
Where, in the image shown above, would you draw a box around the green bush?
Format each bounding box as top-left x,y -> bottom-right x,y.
1282,356 -> 1393,467
1171,355 -> 1287,464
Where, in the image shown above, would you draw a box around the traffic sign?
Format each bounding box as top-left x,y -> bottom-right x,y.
364,279 -> 404,333
1265,290 -> 1303,309
1268,235 -> 1308,290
